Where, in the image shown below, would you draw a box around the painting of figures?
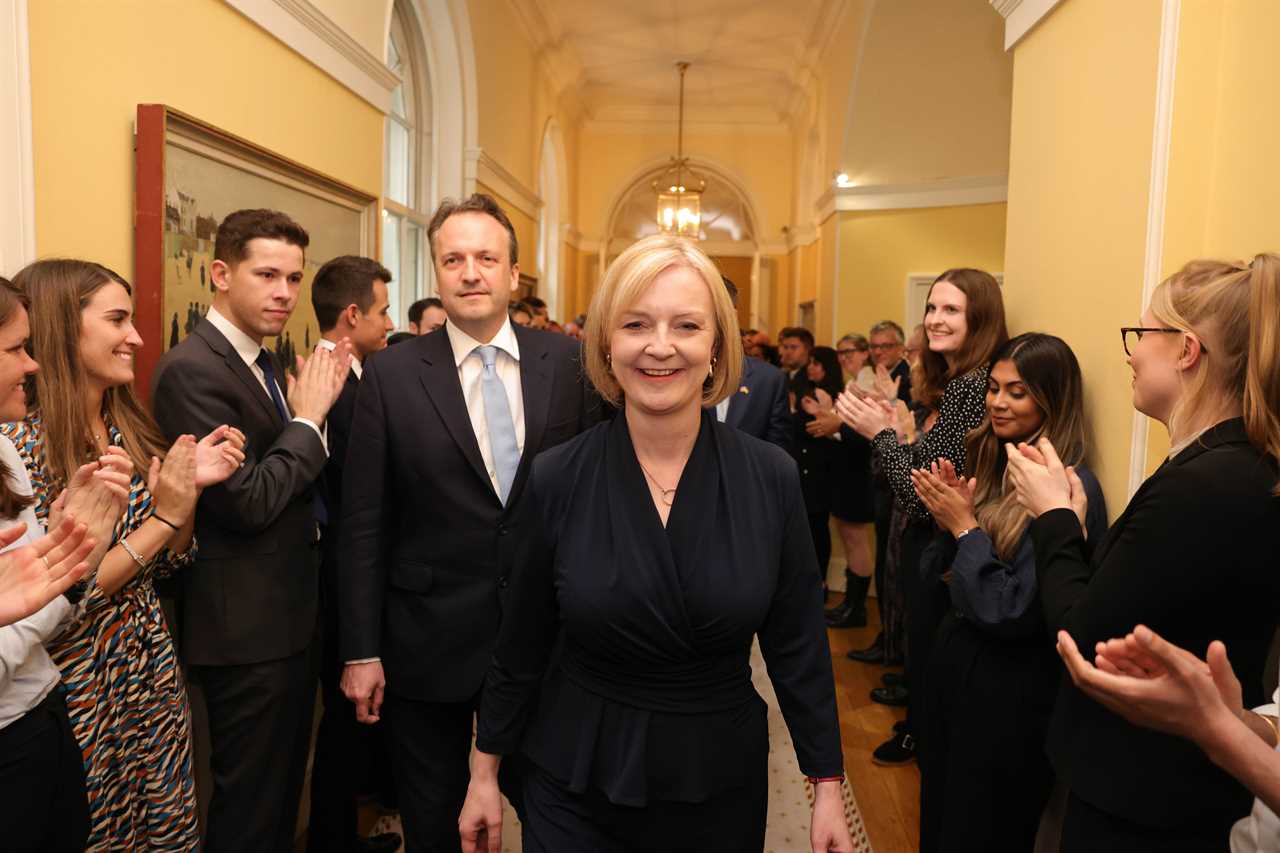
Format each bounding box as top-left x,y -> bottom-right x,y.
135,105 -> 378,398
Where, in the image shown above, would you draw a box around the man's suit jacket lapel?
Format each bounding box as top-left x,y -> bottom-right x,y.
510,326 -> 552,504
417,330 -> 494,494
193,319 -> 283,427
724,357 -> 752,428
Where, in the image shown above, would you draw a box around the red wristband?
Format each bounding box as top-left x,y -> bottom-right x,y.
807,775 -> 844,785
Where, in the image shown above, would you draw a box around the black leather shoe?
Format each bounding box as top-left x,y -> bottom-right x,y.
354,832 -> 402,853
870,685 -> 909,707
881,671 -> 906,688
871,729 -> 916,766
824,600 -> 851,623
846,633 -> 885,663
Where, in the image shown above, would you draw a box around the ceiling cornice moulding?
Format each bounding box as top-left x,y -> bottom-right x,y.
225,0 -> 399,113
989,0 -> 1065,50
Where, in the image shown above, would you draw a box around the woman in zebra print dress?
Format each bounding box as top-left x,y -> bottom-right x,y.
4,260 -> 244,850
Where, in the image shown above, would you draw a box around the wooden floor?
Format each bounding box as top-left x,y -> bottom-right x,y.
826,597 -> 920,853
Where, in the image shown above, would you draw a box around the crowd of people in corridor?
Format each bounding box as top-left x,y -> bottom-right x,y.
0,190 -> 1278,853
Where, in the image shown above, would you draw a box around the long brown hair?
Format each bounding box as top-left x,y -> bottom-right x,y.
0,276 -> 34,518
1151,255 -> 1280,492
967,333 -> 1088,558
12,259 -> 168,491
914,268 -> 1009,407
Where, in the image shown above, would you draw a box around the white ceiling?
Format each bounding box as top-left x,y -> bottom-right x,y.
508,0 -> 843,123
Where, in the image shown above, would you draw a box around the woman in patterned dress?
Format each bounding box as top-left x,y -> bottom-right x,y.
4,259 -> 245,851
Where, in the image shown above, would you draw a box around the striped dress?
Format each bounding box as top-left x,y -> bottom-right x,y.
0,413 -> 200,851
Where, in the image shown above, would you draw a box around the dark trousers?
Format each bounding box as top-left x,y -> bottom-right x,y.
918,618 -> 1057,853
872,483 -> 893,628
900,519 -> 946,741
308,645 -> 390,851
520,759 -> 767,853
1060,791 -> 1232,853
195,644 -> 319,853
0,689 -> 89,853
808,511 -> 832,583
383,693 -> 479,853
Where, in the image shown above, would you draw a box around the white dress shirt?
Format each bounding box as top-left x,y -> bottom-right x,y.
445,319 -> 525,498
205,307 -> 325,448
0,435 -> 71,730
318,337 -> 362,379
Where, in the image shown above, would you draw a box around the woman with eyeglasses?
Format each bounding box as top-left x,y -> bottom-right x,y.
1007,257 -> 1280,851
823,334 -> 877,629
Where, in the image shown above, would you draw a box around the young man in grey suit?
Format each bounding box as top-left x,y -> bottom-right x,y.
339,194 -> 600,852
151,209 -> 350,853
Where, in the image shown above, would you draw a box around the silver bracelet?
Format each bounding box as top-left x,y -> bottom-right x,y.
118,536 -> 146,569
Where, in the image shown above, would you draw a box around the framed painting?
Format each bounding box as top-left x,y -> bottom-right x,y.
134,104 -> 378,400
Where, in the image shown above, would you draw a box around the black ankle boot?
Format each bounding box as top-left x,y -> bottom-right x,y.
847,631 -> 886,663
827,573 -> 870,628
823,568 -> 856,620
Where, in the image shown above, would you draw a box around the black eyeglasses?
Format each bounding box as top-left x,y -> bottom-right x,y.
836,348 -> 867,356
868,343 -> 899,351
1121,327 -> 1209,357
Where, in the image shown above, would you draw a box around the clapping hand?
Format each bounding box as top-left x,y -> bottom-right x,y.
1005,437 -> 1091,530
910,459 -> 978,537
288,340 -> 353,424
803,389 -> 843,437
1057,626 -> 1245,746
0,517 -> 95,627
873,364 -> 902,402
834,383 -> 896,439
149,436 -> 198,529
50,453 -> 131,569
194,425 -> 247,488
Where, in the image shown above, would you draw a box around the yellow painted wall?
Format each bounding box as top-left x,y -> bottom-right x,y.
840,0 -> 1012,185
27,0 -> 383,275
467,0 -> 538,189
833,203 -> 1007,339
1003,0 -> 1163,517
312,0 -> 390,59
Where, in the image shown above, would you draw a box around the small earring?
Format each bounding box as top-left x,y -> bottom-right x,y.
708,357 -> 717,378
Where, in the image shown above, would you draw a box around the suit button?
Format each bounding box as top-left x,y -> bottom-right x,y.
803,468 -> 809,474
802,448 -> 807,454
498,576 -> 509,589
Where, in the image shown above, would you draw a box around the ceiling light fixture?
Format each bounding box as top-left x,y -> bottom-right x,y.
653,61 -> 706,238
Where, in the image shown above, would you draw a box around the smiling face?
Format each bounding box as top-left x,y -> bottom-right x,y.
924,280 -> 969,361
434,212 -> 518,341
212,237 -> 305,343
0,306 -> 38,421
986,358 -> 1046,442
80,282 -> 144,392
1127,307 -> 1187,422
837,341 -> 869,376
869,330 -> 904,369
610,265 -> 717,418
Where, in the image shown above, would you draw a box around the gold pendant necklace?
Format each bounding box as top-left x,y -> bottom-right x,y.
637,460 -> 676,507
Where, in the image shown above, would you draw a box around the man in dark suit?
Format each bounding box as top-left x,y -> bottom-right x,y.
339,194 -> 600,852
151,209 -> 351,853
305,256 -> 400,853
714,278 -> 790,450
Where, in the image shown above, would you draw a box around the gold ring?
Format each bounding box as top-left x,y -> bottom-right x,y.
40,554 -> 51,571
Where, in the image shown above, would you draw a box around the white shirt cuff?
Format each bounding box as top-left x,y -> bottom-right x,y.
345,657 -> 381,665
292,417 -> 328,455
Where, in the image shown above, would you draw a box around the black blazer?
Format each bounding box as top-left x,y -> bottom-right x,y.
723,356 -> 792,452
151,318 -> 329,666
319,369 -> 360,643
339,325 -> 601,702
1032,418 -> 1280,829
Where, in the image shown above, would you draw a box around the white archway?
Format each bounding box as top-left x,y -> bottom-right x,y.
536,118 -> 569,321
394,0 -> 477,206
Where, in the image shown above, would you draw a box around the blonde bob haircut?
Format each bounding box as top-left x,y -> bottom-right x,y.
584,235 -> 744,408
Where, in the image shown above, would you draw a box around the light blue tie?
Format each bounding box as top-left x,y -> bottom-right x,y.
476,345 -> 520,504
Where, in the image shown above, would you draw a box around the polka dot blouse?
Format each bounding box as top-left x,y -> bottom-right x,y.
871,365 -> 990,521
